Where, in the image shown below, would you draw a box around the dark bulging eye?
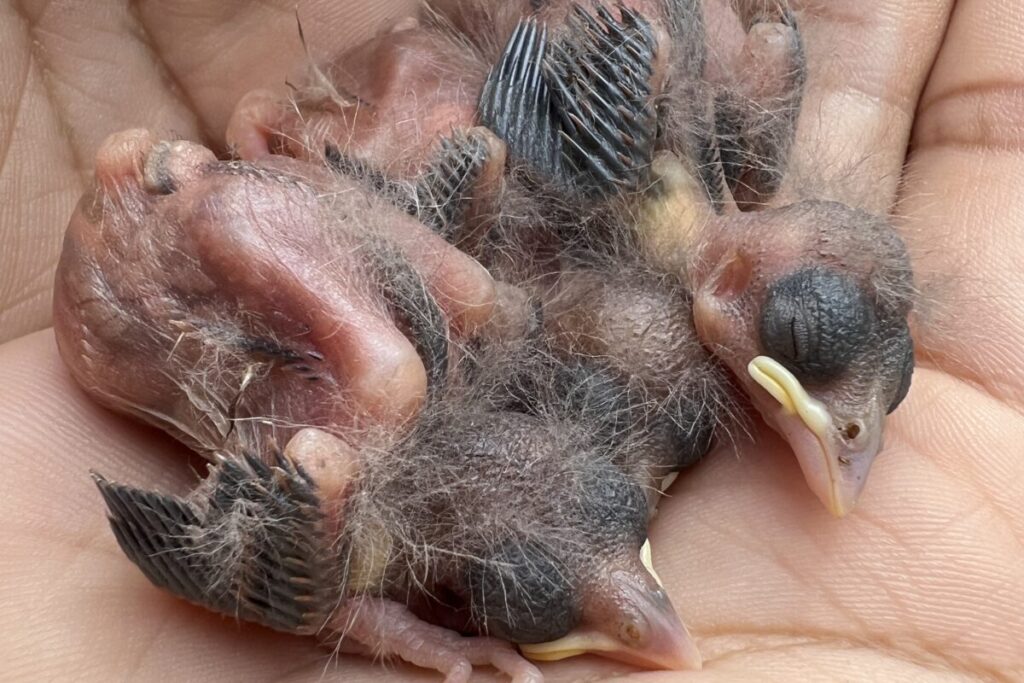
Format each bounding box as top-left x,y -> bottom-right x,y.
887,329 -> 915,414
467,539 -> 578,643
759,267 -> 874,383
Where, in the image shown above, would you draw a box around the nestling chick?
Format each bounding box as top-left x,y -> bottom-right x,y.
54,129 -> 497,449
461,0 -> 917,516
57,132 -> 700,680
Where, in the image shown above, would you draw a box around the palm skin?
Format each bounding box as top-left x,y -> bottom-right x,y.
0,0 -> 1021,680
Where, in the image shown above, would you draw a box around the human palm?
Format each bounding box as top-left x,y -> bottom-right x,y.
1,0 -> 1020,680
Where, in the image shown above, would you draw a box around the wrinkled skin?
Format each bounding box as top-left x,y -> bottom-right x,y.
1,1 -> 1022,681
54,130 -> 496,448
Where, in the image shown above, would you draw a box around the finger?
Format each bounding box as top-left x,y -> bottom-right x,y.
135,0 -> 421,140
7,2 -> 206,170
756,0 -> 954,213
902,0 -> 1024,407
0,2 -> 202,342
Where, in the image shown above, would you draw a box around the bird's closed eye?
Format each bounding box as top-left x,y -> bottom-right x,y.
759,267 -> 875,383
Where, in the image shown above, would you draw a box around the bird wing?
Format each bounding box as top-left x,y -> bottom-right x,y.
93,451 -> 340,635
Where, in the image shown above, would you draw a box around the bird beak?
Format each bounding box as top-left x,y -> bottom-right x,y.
747,356 -> 883,517
520,557 -> 701,670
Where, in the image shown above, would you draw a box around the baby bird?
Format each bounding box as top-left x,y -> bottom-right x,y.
463,0 -> 916,516
53,129 -> 501,446
58,132 -> 700,680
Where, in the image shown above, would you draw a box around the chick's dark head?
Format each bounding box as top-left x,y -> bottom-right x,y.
373,405 -> 699,670
689,200 -> 915,515
514,462 -> 701,671
463,451 -> 699,670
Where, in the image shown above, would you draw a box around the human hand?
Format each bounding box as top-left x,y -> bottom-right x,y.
1,0 -> 1020,681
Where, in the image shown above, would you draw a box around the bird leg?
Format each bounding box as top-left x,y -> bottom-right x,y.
332,598 -> 544,683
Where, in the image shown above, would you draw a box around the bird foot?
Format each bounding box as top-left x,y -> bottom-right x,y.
335,597 -> 544,683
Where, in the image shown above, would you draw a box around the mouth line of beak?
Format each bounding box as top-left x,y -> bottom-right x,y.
520,543 -> 701,670
518,622 -> 701,671
519,631 -> 622,662
640,539 -> 664,587
747,356 -> 847,516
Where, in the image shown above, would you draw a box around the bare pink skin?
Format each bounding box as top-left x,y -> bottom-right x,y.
542,270 -> 705,391
54,129 -> 495,457
227,19 -> 487,174
334,598 -> 543,683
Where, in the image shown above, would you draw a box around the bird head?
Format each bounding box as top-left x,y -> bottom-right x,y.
464,456 -> 701,671
518,538 -> 701,670
689,200 -> 915,515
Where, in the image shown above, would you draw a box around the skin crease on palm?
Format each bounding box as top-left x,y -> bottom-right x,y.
0,0 -> 1022,680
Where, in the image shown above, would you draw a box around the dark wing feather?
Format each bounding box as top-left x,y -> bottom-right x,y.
479,8 -> 658,196
93,453 -> 339,635
546,4 -> 657,194
326,133 -> 495,244
415,130 -> 494,239
479,19 -> 562,180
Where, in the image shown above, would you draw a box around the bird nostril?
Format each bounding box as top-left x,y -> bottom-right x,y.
619,622 -> 643,646
842,422 -> 861,441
